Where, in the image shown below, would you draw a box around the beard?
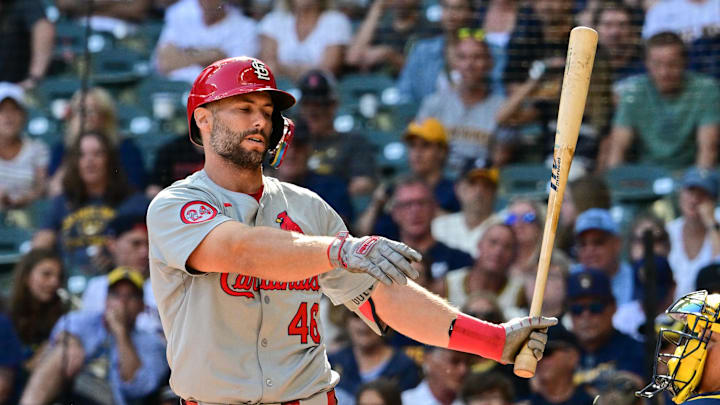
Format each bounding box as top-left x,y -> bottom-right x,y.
209,116 -> 269,169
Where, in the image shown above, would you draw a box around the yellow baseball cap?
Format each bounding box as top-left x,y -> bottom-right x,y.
107,266 -> 144,292
403,118 -> 448,146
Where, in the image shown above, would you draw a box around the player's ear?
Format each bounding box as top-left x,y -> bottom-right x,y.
194,107 -> 214,137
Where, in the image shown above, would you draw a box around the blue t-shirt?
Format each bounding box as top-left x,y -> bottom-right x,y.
575,329 -> 645,386
525,385 -> 595,405
297,172 -> 354,224
328,345 -> 420,395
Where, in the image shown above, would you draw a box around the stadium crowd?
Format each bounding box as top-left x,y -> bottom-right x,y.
0,0 -> 719,404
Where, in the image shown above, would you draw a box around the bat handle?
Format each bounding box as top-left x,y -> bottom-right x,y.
513,343 -> 538,378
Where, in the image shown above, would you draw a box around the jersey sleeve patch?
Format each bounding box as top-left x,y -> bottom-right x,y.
180,201 -> 218,224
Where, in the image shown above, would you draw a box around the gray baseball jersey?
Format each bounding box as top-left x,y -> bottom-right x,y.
147,170 -> 379,404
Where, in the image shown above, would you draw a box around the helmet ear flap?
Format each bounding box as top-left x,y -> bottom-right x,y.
267,115 -> 295,168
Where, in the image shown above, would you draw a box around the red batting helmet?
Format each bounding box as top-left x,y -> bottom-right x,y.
186,57 -> 297,168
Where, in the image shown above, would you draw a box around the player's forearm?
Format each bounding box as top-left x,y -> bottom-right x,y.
372,280 -> 457,347
187,221 -> 334,280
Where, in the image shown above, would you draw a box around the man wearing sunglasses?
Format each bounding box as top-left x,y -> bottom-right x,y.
567,269 -> 645,391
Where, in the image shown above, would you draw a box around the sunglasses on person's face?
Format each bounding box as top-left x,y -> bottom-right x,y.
569,301 -> 607,316
504,212 -> 537,226
457,27 -> 485,41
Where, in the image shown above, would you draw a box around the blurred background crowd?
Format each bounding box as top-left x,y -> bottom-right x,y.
0,0 -> 719,404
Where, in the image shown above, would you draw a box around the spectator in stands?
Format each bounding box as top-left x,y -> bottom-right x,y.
460,371 -> 515,405
695,262 -> 720,293
417,31 -> 508,171
396,0 -> 475,102
573,208 -> 635,306
432,161 -> 498,257
7,249 -> 67,373
506,250 -> 571,321
441,222 -> 518,309
528,325 -> 595,405
0,83 -> 48,211
667,167 -> 720,299
81,212 -> 162,335
33,132 -> 148,278
595,3 -> 646,85
627,212 -> 671,262
0,314 -> 24,405
346,0 -> 439,75
19,267 -> 167,405
556,174 -> 612,256
154,0 -> 258,82
0,0 -> 54,89
328,309 -> 420,396
402,118 -> 459,213
606,32 -> 720,169
56,0 -> 150,35
270,126 -> 354,225
642,0 -> 720,42
356,378 -> 404,405
476,0 -> 541,94
259,0 -> 351,79
498,0 -> 612,171
566,269 -> 645,389
613,256 -> 676,341
690,33 -> 720,80
48,87 -> 147,194
401,347 -> 472,405
297,70 -> 377,196
503,197 -> 544,278
146,135 -> 204,198
389,177 -> 473,280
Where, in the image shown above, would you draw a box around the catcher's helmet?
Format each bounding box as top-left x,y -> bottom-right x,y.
636,290 -> 720,404
186,57 -> 296,168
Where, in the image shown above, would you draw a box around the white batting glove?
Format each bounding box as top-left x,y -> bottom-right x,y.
328,231 -> 422,285
500,316 -> 558,364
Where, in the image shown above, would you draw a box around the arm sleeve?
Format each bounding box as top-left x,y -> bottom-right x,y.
119,335 -> 168,399
21,0 -> 46,28
146,187 -> 232,274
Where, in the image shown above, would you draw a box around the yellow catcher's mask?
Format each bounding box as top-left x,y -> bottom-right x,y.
637,291 -> 720,404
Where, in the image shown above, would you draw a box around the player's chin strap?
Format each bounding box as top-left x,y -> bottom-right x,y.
268,116 -> 295,169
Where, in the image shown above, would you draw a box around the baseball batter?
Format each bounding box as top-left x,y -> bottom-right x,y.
147,57 -> 556,405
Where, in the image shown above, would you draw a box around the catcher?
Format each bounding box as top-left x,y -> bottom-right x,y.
637,290 -> 720,405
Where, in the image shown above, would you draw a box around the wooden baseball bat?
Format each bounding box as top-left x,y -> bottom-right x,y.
513,26 -> 598,378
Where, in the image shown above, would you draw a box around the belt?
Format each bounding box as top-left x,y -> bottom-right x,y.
181,389 -> 337,405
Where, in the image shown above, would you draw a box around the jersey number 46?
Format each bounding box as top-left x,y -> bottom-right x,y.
288,302 -> 320,344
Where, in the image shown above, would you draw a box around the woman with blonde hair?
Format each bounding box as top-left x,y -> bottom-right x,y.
259,0 -> 351,80
47,87 -> 146,195
503,197 -> 545,277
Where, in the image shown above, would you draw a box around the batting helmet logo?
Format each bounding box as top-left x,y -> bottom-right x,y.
251,60 -> 271,81
180,201 -> 218,224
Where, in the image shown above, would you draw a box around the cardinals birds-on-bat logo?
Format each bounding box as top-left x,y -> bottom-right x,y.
276,211 -> 304,234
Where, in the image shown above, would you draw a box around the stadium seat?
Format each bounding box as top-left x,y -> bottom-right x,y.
0,224 -> 32,266
90,47 -> 150,84
137,77 -> 191,120
338,73 -> 395,109
35,77 -> 83,110
499,163 -> 551,200
603,164 -> 674,203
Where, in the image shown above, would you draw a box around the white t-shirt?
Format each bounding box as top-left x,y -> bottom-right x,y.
431,213 -> 493,258
401,381 -> 463,405
642,0 -> 720,42
156,0 -> 258,82
259,10 -> 351,67
0,137 -> 48,201
667,217 -> 718,299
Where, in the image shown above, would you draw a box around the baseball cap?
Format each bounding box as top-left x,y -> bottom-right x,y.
632,255 -> 675,300
403,118 -> 448,146
696,263 -> 720,293
459,158 -> 499,186
107,266 -> 144,293
0,82 -> 26,108
681,167 -> 718,198
105,213 -> 147,237
574,208 -> 619,236
298,70 -> 337,103
567,268 -> 614,301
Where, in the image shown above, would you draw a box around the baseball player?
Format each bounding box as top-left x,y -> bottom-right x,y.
147,56 -> 556,405
636,290 -> 720,404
